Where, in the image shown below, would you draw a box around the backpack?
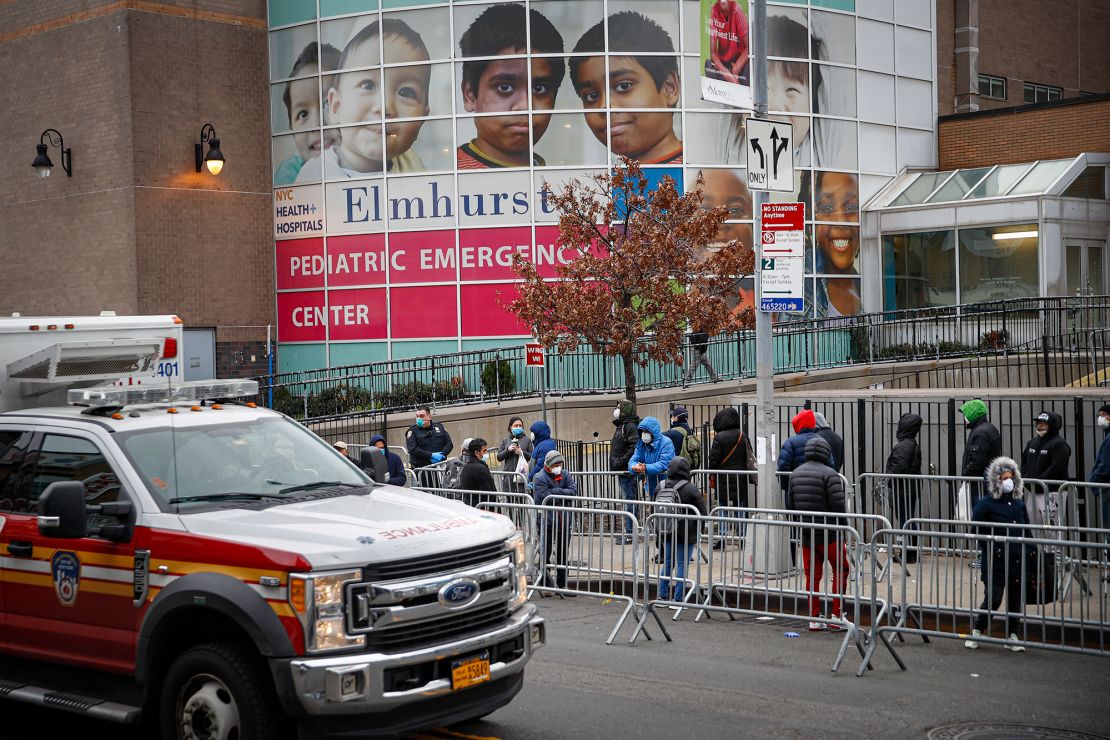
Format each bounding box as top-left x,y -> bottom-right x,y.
654,482 -> 686,536
674,427 -> 702,469
440,458 -> 465,490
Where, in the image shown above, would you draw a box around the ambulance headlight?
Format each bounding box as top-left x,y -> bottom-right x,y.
290,570 -> 365,653
506,532 -> 528,609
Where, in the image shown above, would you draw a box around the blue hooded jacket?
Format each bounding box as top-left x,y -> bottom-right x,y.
528,420 -> 556,482
628,416 -> 675,496
369,435 -> 407,486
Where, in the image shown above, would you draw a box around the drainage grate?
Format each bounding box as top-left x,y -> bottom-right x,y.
928,724 -> 1109,740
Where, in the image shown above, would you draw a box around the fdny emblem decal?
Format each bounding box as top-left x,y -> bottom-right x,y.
52,551 -> 81,607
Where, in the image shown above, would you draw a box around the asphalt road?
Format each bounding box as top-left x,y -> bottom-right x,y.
4,596 -> 1110,739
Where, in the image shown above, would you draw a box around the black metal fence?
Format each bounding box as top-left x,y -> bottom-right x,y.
252,296 -> 1110,419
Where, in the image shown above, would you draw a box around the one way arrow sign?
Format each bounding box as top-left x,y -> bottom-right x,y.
746,118 -> 794,193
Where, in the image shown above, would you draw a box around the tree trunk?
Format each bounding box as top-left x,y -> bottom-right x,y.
622,349 -> 637,405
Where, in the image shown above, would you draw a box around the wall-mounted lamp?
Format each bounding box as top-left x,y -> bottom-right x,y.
195,123 -> 225,175
31,129 -> 72,178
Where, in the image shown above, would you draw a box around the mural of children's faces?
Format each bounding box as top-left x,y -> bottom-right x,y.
693,168 -> 753,257
766,60 -> 811,156
814,171 -> 860,274
573,55 -> 682,163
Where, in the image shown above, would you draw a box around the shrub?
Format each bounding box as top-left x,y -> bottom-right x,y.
481,360 -> 515,396
978,329 -> 1010,350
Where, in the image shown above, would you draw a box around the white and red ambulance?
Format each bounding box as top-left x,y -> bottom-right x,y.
0,314 -> 542,739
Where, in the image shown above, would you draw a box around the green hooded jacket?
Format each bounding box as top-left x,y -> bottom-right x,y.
959,399 -> 988,424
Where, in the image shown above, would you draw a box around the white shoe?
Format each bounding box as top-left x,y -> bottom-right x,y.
808,621 -> 827,631
1006,633 -> 1026,652
965,629 -> 982,649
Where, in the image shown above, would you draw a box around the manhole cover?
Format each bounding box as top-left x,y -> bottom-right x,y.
928,724 -> 1108,740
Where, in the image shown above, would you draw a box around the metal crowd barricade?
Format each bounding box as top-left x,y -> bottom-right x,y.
630,511 -> 867,673
1054,481 -> 1110,598
855,473 -> 1052,524
490,469 -> 529,495
542,494 -> 701,600
861,519 -> 1110,676
707,506 -> 892,589
854,473 -> 1054,569
477,500 -> 647,645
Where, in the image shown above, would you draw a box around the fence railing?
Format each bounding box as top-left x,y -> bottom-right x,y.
253,295 -> 1110,419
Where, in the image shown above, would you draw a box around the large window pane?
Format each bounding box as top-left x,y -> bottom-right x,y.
882,230 -> 956,310
958,225 -> 1039,303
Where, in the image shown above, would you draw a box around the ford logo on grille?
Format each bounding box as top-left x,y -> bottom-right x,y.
439,578 -> 480,608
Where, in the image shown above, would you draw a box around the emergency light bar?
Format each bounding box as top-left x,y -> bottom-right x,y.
68,379 -> 259,407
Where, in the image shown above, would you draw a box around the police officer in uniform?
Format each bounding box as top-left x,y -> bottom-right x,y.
406,406 -> 453,487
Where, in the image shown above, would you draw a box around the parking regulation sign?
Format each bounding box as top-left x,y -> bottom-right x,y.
758,257 -> 805,313
760,202 -> 805,258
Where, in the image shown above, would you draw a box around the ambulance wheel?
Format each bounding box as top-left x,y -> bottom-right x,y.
161,641 -> 287,740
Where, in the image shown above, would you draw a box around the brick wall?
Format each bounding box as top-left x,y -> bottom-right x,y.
938,96 -> 1110,170
0,1 -> 273,376
936,0 -> 1110,115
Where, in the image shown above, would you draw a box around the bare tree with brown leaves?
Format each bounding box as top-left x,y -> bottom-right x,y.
505,158 -> 755,405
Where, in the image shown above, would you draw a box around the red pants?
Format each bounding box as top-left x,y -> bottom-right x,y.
801,542 -> 849,618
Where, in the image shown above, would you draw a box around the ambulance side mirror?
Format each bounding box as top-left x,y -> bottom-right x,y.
38,481 -> 89,539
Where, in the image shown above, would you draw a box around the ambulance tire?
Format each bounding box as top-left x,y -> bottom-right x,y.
161,641 -> 289,740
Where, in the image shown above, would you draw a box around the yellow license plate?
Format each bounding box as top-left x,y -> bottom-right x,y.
451,653 -> 491,691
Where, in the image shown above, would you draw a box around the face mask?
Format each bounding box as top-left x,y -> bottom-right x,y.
529,432 -> 535,441
1036,430 -> 1047,438
416,418 -> 426,428
613,408 -> 621,419
1000,478 -> 1015,494
641,432 -> 653,444
512,426 -> 524,436
1100,416 -> 1110,429
375,445 -> 386,452
550,466 -> 563,477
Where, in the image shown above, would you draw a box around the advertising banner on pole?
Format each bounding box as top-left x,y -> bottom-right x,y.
699,0 -> 753,109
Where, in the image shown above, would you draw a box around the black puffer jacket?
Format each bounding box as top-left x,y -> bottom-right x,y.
1020,411 -> 1071,484
885,412 -> 922,498
785,437 -> 846,544
458,458 -> 496,493
707,407 -> 751,506
961,417 -> 1002,478
610,401 -> 641,473
663,457 -> 708,545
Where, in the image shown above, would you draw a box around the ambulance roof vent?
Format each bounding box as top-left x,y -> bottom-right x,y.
8,339 -> 162,384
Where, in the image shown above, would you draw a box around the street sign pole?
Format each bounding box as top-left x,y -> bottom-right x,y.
525,341 -> 548,424
750,0 -> 789,575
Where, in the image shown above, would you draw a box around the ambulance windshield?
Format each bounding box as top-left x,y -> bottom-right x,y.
115,416 -> 370,507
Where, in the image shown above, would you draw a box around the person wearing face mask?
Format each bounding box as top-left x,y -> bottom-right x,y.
532,451 -> 578,592
966,457 -> 1030,651
527,420 -> 556,483
628,416 -> 675,500
1089,404 -> 1110,547
1019,411 -> 1071,526
405,406 -> 454,484
496,417 -> 533,495
458,438 -> 497,507
368,434 -> 407,486
610,400 -> 642,544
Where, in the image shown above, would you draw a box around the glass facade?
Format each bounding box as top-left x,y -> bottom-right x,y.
882,225 -> 1039,310
268,0 -> 937,372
